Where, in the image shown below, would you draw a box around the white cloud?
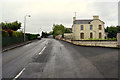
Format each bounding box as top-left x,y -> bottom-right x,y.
1,0 -> 119,34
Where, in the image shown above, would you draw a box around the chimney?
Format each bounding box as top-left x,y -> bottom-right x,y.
73,17 -> 76,24
93,16 -> 99,20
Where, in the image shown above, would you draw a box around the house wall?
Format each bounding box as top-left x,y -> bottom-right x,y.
90,19 -> 105,39
72,16 -> 105,40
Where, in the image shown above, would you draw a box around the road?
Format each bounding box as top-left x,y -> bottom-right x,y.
2,38 -> 118,79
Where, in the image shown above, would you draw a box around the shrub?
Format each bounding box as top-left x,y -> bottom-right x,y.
26,33 -> 38,40
13,31 -> 23,37
112,37 -> 117,40
2,29 -> 9,37
4,29 -> 13,36
89,38 -> 93,40
12,30 -> 17,37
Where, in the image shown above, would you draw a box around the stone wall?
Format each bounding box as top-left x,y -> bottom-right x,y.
58,33 -> 120,48
64,33 -> 73,39
72,40 -> 117,48
117,33 -> 120,48
60,38 -> 117,48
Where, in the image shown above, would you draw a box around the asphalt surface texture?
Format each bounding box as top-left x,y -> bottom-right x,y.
2,38 -> 118,79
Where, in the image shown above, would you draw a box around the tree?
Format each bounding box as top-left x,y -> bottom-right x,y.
116,26 -> 120,32
1,21 -> 22,31
64,28 -> 72,33
41,31 -> 48,38
48,31 -> 53,35
52,24 -> 65,38
105,26 -> 120,38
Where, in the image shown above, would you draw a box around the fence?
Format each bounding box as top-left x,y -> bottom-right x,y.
2,36 -> 28,47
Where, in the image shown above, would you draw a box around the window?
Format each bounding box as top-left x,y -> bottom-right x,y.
81,25 -> 84,30
99,32 -> 102,38
80,33 -> 84,39
90,32 -> 93,38
90,25 -> 93,30
99,25 -> 102,30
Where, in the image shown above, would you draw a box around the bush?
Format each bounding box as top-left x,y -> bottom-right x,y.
12,31 -> 23,37
105,37 -> 117,40
112,37 -> 117,40
2,29 -> 9,37
26,33 -> 39,40
89,38 -> 93,40
4,29 -> 13,36
12,30 -> 16,37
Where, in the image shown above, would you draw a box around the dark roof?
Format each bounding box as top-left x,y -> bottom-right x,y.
74,20 -> 93,24
74,19 -> 105,24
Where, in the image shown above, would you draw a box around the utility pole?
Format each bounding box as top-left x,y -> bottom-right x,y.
24,15 -> 31,42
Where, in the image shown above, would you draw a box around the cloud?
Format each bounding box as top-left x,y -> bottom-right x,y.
1,0 -> 119,34
90,2 -> 118,26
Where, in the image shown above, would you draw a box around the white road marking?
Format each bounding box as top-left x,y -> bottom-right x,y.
39,46 -> 46,55
46,42 -> 48,45
13,68 -> 25,80
13,41 -> 48,80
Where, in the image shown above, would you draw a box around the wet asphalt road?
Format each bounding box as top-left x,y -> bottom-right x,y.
2,38 -> 118,79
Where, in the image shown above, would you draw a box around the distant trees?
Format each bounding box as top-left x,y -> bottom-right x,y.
52,24 -> 72,38
41,31 -> 49,38
41,24 -> 72,38
105,26 -> 120,38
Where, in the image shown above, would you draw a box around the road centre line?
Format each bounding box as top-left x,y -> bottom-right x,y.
39,46 -> 46,55
13,68 -> 25,80
38,41 -> 48,55
13,41 -> 48,79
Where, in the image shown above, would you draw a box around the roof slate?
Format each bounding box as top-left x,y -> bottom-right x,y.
74,20 -> 93,24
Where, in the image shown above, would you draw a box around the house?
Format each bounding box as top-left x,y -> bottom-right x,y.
72,16 -> 105,40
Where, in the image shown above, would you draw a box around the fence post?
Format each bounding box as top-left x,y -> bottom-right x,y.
117,33 -> 120,48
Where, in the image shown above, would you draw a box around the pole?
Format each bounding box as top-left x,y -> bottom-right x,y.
24,15 -> 31,42
117,33 -> 120,48
24,16 -> 26,42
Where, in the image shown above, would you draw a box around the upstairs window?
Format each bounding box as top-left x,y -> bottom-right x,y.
90,25 -> 93,30
81,25 -> 84,30
99,25 -> 102,30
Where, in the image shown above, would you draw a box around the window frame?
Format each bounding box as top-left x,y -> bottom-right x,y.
81,25 -> 84,30
80,33 -> 84,39
90,25 -> 93,30
99,25 -> 102,30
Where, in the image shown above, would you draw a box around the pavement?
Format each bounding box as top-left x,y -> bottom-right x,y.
2,38 -> 118,79
2,41 -> 32,52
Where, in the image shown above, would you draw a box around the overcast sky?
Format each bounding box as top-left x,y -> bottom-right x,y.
1,0 -> 119,34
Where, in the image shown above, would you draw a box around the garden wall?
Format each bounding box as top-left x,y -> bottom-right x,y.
60,38 -> 118,48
